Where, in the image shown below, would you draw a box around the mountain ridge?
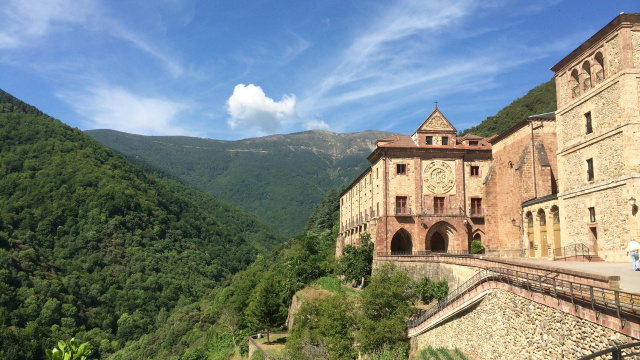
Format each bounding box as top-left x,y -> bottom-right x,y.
86,128 -> 392,236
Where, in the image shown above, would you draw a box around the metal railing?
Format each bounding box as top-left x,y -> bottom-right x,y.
379,250 -> 470,257
560,243 -> 590,260
407,266 -> 640,330
395,207 -> 413,216
420,208 -> 465,217
577,341 -> 640,359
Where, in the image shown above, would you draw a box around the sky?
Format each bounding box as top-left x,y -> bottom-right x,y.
1,0 -> 638,140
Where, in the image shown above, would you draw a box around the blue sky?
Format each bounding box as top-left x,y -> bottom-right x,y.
1,1 -> 637,140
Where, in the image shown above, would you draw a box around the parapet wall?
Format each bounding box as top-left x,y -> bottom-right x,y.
375,255 -> 619,289
410,289 -> 638,359
372,258 -> 479,289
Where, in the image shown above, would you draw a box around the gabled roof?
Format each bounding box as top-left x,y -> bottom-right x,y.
376,134 -> 418,148
414,107 -> 457,133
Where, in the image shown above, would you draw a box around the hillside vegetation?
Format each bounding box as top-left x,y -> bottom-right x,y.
461,78 -> 557,137
86,129 -> 390,237
0,89 -> 262,359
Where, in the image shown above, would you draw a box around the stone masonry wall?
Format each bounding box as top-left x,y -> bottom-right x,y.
484,122 -> 557,253
410,290 -> 637,360
560,132 -> 624,192
373,259 -> 479,289
560,185 -> 628,261
559,81 -> 622,147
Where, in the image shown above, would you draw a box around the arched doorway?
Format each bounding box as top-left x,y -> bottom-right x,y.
430,232 -> 447,252
551,206 -> 561,257
526,212 -> 534,257
538,209 -> 547,257
390,228 -> 412,254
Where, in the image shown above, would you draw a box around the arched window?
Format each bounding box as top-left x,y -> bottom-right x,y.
551,206 -> 560,223
582,61 -> 592,91
538,209 -> 546,226
594,52 -> 605,84
526,211 -> 533,227
570,69 -> 580,99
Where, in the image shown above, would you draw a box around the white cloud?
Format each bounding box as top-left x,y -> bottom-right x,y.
58,85 -> 188,135
226,84 -> 297,132
303,119 -> 330,131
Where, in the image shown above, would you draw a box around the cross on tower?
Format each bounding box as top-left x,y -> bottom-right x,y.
434,100 -> 438,108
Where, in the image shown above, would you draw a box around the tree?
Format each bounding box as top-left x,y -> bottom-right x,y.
287,294 -> 357,360
244,275 -> 285,342
356,262 -> 416,355
45,338 -> 90,360
218,306 -> 240,348
339,233 -> 374,286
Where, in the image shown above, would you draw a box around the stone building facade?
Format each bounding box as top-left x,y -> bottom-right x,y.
338,13 -> 640,262
552,13 -> 640,262
337,108 -> 492,256
482,113 -> 559,258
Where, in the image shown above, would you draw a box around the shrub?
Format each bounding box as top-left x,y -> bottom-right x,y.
470,240 -> 485,254
415,278 -> 449,304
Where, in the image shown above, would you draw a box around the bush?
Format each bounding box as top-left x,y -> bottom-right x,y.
415,278 -> 449,304
470,240 -> 485,254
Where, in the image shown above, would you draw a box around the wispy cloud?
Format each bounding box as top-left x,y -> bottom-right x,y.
58,85 -> 188,135
297,0 -> 570,130
0,0 -> 99,49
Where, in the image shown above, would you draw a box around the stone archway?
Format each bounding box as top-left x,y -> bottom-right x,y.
430,232 -> 447,252
425,221 -> 455,252
390,228 -> 412,254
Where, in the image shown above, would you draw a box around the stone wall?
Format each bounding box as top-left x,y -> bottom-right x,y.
410,290 -> 638,360
373,259 -> 479,288
560,184 -> 629,261
484,120 -> 557,255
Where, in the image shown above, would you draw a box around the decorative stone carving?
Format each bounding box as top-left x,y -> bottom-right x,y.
426,115 -> 451,131
423,161 -> 455,194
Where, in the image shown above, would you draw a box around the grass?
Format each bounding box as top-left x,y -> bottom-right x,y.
253,333 -> 288,357
311,276 -> 360,296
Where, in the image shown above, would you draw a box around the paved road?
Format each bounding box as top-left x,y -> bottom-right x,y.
514,259 -> 640,294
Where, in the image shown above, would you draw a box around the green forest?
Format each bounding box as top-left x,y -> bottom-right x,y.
0,89 -> 267,358
460,78 -> 557,137
86,128 -> 389,237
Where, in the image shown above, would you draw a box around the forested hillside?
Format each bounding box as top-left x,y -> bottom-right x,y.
0,89 -> 262,359
461,78 -> 557,137
86,129 -> 390,237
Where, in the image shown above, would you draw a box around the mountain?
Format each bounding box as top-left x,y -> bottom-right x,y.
460,78 -> 557,137
86,129 -> 391,237
0,89 -> 268,359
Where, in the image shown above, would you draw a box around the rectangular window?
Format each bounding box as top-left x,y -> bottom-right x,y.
589,207 -> 596,223
396,164 -> 406,174
470,166 -> 480,177
434,197 -> 445,214
586,158 -> 594,181
585,111 -> 593,134
426,136 -> 433,145
442,136 -> 449,145
396,196 -> 407,215
376,168 -> 379,179
470,198 -> 482,216
469,140 -> 478,146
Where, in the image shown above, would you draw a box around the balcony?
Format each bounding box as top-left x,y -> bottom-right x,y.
395,207 -> 413,216
469,208 -> 484,217
420,208 -> 465,217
